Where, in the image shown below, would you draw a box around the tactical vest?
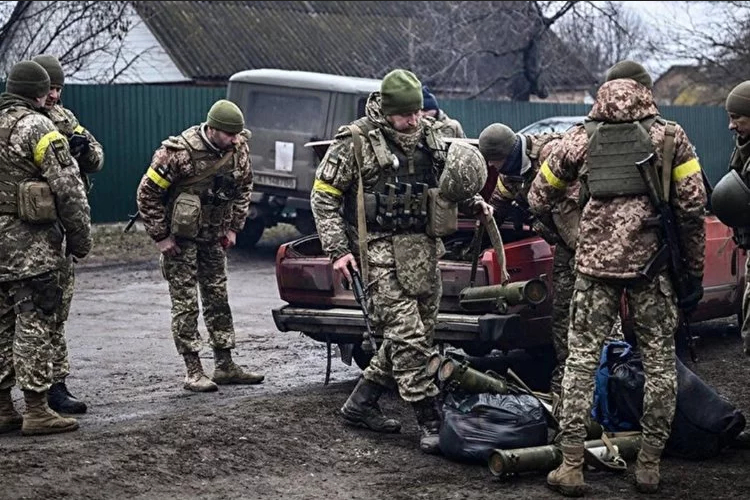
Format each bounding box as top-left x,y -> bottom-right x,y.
165,128 -> 243,230
342,117 -> 445,232
583,117 -> 659,198
0,107 -> 44,216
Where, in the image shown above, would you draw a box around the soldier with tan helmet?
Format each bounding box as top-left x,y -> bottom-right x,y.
31,53 -> 105,415
0,60 -> 92,436
136,99 -> 264,392
713,80 -> 750,356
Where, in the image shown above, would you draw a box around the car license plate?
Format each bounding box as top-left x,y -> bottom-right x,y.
255,172 -> 296,190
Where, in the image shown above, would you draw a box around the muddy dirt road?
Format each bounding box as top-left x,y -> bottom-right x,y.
1,228 -> 749,500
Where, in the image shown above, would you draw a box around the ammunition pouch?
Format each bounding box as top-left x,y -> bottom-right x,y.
734,227 -> 750,250
170,192 -> 202,238
426,188 -> 458,238
362,182 -> 430,232
17,180 -> 58,223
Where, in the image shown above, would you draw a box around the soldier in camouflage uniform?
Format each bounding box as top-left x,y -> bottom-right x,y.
478,124 -> 578,405
136,99 -> 264,393
32,54 -> 105,415
528,60 -> 706,496
311,69 -> 490,454
722,81 -> 750,356
0,60 -> 92,436
421,86 -> 466,139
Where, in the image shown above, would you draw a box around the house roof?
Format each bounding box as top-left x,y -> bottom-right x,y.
133,1 -> 596,98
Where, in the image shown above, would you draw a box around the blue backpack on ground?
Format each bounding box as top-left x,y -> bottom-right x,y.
591,340 -> 640,432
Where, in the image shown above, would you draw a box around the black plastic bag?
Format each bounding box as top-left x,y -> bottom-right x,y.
600,342 -> 746,460
438,392 -> 548,464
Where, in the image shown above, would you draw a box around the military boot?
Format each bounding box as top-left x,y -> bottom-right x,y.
0,388 -> 22,433
183,352 -> 218,392
212,348 -> 264,385
412,397 -> 442,455
48,380 -> 87,414
340,377 -> 401,433
547,444 -> 586,497
635,441 -> 663,493
21,390 -> 78,436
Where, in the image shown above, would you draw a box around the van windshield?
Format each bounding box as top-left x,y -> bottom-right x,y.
245,91 -> 323,135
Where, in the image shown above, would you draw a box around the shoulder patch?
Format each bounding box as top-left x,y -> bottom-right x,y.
51,137 -> 74,168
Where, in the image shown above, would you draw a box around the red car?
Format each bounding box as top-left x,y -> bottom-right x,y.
272,212 -> 745,369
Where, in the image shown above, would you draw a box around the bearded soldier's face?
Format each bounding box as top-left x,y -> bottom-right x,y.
387,111 -> 420,133
729,112 -> 750,141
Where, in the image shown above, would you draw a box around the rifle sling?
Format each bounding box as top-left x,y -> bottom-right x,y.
176,150 -> 234,188
349,124 -> 369,283
661,121 -> 677,202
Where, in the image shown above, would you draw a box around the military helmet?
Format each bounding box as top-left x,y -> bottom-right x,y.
711,170 -> 750,228
439,141 -> 488,202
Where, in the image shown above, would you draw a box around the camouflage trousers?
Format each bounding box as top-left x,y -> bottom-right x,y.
49,255 -> 75,382
558,272 -> 678,450
363,265 -> 440,402
741,256 -> 750,352
161,240 -> 235,355
0,271 -> 61,392
549,244 -> 576,397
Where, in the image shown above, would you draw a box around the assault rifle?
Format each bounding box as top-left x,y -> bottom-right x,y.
635,153 -> 700,362
349,266 -> 378,354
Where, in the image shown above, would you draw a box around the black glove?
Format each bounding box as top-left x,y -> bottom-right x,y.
677,273 -> 703,310
68,132 -> 91,158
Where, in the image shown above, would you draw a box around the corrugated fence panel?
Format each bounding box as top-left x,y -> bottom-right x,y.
63,84 -> 226,222
21,85 -> 732,222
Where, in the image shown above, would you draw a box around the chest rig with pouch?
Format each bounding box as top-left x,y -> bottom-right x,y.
343,117 -> 445,234
583,117 -> 660,199
166,129 -> 239,239
0,107 -> 58,223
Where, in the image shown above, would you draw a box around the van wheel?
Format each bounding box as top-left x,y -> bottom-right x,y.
352,343 -> 374,370
236,219 -> 264,249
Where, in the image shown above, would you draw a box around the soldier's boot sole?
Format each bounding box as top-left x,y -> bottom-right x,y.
21,414 -> 79,436
339,405 -> 401,433
183,375 -> 219,393
420,434 -> 441,455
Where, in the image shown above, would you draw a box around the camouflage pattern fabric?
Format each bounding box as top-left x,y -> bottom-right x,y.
0,272 -> 60,392
363,265 -> 441,401
161,240 -> 235,354
558,273 -> 678,450
439,141 -> 487,202
425,110 -> 465,139
548,244 -> 575,397
527,79 -> 706,280
48,104 -> 104,191
50,255 -> 74,382
0,93 -> 92,281
312,92 -> 456,401
742,258 -> 750,352
136,124 -> 253,244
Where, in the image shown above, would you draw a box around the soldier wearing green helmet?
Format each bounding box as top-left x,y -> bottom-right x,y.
715,80 -> 750,356
31,54 -> 105,416
311,68 -> 492,455
136,99 -> 265,392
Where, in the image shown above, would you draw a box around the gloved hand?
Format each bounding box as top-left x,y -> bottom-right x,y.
68,132 -> 91,158
677,273 -> 703,310
531,218 -> 560,245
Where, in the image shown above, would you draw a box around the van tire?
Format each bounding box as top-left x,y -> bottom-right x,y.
237,219 -> 264,249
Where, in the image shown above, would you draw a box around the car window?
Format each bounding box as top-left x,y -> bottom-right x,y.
245,91 -> 324,134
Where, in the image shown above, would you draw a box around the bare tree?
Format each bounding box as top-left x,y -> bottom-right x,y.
553,1 -> 653,81
374,1 -> 613,101
0,1 -> 146,83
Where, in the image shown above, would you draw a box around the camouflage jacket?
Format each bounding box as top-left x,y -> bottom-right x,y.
311,92 -> 478,267
527,79 -> 706,280
425,110 -> 466,139
0,93 -> 92,281
136,124 -> 253,243
48,104 -> 104,177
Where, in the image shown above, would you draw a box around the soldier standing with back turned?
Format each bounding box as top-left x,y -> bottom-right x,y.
528,60 -> 706,496
0,60 -> 92,436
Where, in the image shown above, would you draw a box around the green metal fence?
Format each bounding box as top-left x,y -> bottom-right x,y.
54,85 -> 734,223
